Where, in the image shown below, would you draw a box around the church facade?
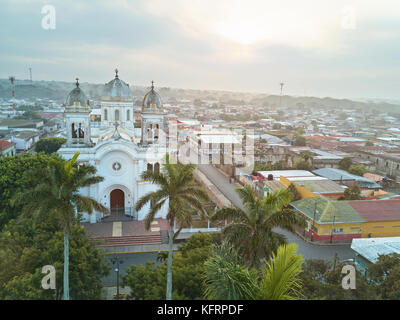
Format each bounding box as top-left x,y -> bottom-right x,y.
58,71 -> 169,223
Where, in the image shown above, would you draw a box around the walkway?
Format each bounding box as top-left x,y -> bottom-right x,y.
197,164 -> 354,261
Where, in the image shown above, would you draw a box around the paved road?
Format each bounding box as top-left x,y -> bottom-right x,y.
197,164 -> 354,261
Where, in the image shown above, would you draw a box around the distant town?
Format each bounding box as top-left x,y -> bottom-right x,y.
1,74 -> 400,301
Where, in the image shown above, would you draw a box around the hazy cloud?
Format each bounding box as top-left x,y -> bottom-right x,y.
0,0 -> 399,99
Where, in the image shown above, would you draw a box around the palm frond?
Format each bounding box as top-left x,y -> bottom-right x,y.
257,243 -> 304,300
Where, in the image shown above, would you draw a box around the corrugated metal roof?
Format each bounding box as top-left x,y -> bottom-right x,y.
313,168 -> 381,188
291,197 -> 365,224
351,237 -> 400,263
349,200 -> 400,222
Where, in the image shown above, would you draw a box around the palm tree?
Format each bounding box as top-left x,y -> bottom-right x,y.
257,243 -> 304,300
203,243 -> 304,300
203,243 -> 258,300
13,152 -> 108,300
135,153 -> 209,300
211,185 -> 305,268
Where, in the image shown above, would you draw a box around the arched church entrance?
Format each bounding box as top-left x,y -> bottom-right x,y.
110,189 -> 124,216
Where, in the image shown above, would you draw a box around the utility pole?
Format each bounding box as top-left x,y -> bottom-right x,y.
279,82 -> 284,108
9,76 -> 16,114
312,200 -> 318,242
29,68 -> 32,82
330,215 -> 336,243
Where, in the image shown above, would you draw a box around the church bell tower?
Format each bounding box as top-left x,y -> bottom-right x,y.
65,78 -> 92,147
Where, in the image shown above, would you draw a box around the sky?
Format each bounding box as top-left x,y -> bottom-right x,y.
1,0 -> 400,100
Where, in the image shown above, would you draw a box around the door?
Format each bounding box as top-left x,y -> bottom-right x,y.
110,189 -> 124,215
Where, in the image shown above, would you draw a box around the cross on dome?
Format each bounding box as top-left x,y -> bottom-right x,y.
76,78 -> 79,87
115,68 -> 119,78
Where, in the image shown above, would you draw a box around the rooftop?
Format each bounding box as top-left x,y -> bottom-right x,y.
351,237 -> 400,263
0,139 -> 15,149
293,178 -> 345,194
349,200 -> 400,222
313,168 -> 381,188
257,170 -> 315,180
291,197 -> 365,224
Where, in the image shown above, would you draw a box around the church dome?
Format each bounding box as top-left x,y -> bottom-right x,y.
142,81 -> 163,111
66,78 -> 89,107
102,69 -> 132,101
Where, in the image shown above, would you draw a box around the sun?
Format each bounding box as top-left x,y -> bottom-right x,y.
215,20 -> 268,45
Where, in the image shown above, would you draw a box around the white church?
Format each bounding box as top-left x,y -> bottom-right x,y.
58,70 -> 170,223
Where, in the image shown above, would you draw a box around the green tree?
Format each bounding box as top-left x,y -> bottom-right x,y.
294,159 -> 312,171
300,259 -> 376,300
293,136 -> 306,146
124,233 -> 216,300
339,157 -> 353,171
368,253 -> 400,299
0,213 -> 109,299
348,164 -> 367,176
34,137 -> 66,154
14,110 -> 43,120
344,184 -> 361,200
12,152 -> 108,300
272,123 -> 282,130
203,243 -> 304,300
287,183 -> 302,202
135,153 -> 209,300
295,127 -> 305,135
0,153 -> 61,229
211,186 -> 305,268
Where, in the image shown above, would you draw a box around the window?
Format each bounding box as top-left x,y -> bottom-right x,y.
127,109 -> 130,121
104,109 -> 108,121
154,162 -> 160,173
147,163 -> 153,172
333,228 -> 343,234
115,110 -> 120,121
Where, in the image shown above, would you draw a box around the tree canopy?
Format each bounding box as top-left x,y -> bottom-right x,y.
0,153 -> 61,229
34,137 -> 66,154
123,233 -> 219,300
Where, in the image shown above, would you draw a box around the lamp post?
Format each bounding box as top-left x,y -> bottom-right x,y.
111,256 -> 123,300
311,201 -> 318,241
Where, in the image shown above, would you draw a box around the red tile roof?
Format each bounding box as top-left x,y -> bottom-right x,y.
0,139 -> 14,149
349,200 -> 400,222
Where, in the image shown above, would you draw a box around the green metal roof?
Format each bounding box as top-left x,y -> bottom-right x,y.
291,197 -> 365,224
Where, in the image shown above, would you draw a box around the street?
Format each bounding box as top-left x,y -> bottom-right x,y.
197,164 -> 354,261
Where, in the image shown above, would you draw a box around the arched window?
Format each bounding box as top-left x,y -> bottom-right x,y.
115,110 -> 120,121
154,162 -> 160,173
147,163 -> 153,172
104,109 -> 108,121
155,123 -> 159,140
127,109 -> 130,121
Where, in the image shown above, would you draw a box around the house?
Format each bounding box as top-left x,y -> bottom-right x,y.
10,131 -> 40,151
351,237 -> 400,274
292,197 -> 400,242
313,168 -> 381,189
0,139 -> 16,157
291,197 -> 364,242
280,176 -> 346,200
349,200 -> 400,238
